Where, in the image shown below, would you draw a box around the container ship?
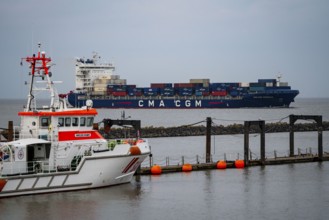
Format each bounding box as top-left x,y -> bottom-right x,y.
67,53 -> 299,108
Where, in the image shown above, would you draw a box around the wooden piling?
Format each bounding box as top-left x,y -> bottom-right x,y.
205,117 -> 211,163
8,121 -> 13,141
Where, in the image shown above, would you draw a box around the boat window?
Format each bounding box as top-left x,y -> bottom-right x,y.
40,117 -> 50,127
80,117 -> 86,126
58,117 -> 64,127
87,117 -> 94,127
65,117 -> 71,127
72,117 -> 79,127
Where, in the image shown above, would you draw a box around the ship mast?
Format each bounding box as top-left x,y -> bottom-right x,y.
22,43 -> 58,111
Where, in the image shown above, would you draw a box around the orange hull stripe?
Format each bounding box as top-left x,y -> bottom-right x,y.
18,109 -> 98,116
58,131 -> 104,141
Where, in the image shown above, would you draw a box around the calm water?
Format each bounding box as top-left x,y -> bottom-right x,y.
1,98 -> 329,219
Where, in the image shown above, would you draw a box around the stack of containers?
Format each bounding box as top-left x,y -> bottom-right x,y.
249,81 -> 265,92
210,83 -> 227,96
112,85 -> 127,97
127,87 -> 142,96
92,76 -> 110,95
142,88 -> 159,96
151,83 -> 174,96
190,79 -> 210,96
174,83 -> 194,96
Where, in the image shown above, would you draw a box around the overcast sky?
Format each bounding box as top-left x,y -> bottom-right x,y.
0,0 -> 328,99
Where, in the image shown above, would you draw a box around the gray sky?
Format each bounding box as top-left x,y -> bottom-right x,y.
1,0 -> 328,99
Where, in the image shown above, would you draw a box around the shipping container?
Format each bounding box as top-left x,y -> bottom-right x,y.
178,91 -> 193,96
128,91 -> 142,96
161,91 -> 174,96
190,79 -> 210,87
211,85 -> 227,91
159,87 -> 174,96
266,86 -> 291,91
230,90 -> 239,97
249,87 -> 265,92
195,87 -> 209,93
249,82 -> 263,87
174,83 -> 194,88
211,91 -> 227,96
112,91 -> 127,96
278,82 -> 289,87
258,79 -> 277,84
240,82 -> 250,87
142,87 -> 159,96
150,83 -> 172,88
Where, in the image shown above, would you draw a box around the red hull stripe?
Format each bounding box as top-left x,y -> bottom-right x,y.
122,157 -> 139,173
18,109 -> 98,116
0,179 -> 7,192
58,131 -> 104,141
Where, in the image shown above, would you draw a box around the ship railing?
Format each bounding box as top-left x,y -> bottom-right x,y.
0,160 -> 58,176
0,158 -> 89,176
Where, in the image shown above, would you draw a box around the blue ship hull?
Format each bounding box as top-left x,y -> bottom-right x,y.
67,91 -> 299,108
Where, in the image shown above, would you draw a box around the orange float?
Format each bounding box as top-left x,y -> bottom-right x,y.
216,160 -> 227,169
235,160 -> 245,169
182,163 -> 192,172
151,165 -> 162,175
129,145 -> 141,155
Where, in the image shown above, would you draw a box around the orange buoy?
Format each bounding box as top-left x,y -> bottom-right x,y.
151,165 -> 162,175
182,163 -> 193,172
235,160 -> 245,169
130,145 -> 141,155
216,160 -> 227,169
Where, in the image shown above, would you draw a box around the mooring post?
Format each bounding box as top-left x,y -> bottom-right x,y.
317,117 -> 323,161
244,121 -> 250,166
260,120 -> 266,165
289,115 -> 295,157
8,121 -> 13,141
289,114 -> 323,161
206,117 -> 212,163
244,120 -> 265,166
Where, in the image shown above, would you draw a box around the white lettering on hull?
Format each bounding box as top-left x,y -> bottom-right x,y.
137,100 -> 203,108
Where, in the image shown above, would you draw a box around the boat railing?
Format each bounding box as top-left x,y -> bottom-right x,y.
0,158 -> 85,176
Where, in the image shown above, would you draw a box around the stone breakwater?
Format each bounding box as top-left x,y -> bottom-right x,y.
103,121 -> 329,139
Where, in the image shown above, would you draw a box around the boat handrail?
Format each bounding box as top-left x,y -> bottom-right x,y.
0,159 -> 84,176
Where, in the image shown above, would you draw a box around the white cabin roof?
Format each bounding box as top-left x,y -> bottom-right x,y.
8,138 -> 51,147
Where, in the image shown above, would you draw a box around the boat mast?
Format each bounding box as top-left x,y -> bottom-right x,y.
22,43 -> 56,111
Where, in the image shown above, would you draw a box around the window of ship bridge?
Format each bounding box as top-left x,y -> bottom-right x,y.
72,117 -> 79,127
40,117 -> 51,128
80,117 -> 86,126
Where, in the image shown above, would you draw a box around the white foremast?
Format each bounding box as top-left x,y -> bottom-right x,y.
23,43 -> 63,112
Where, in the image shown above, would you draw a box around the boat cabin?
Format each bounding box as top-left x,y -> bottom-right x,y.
0,139 -> 51,175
